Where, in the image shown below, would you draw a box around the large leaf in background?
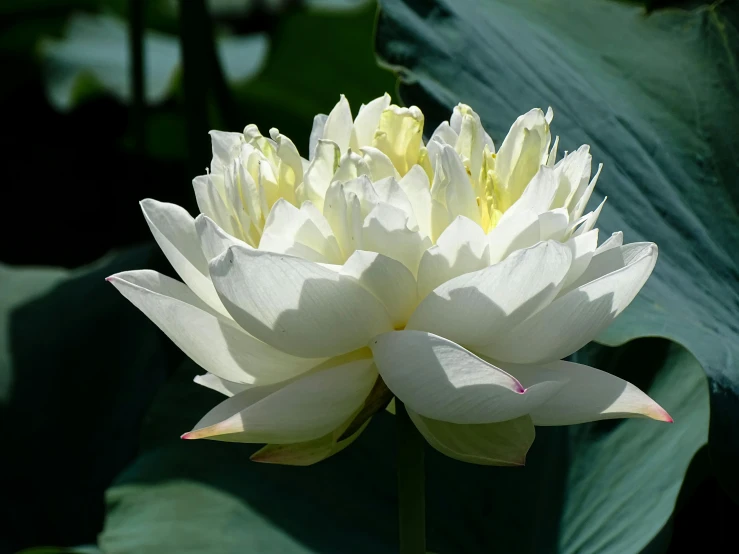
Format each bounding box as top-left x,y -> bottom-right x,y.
207,0 -> 375,14
17,546 -> 103,554
564,342 -> 708,554
40,14 -> 268,111
375,0 -> 739,500
0,248 -> 184,552
98,339 -> 707,553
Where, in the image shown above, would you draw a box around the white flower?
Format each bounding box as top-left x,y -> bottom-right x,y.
109,95 -> 671,466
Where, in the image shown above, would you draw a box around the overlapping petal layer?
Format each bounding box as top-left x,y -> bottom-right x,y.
111,95 -> 670,466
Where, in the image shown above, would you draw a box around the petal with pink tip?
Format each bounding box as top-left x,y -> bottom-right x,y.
501,359 -> 673,425
371,331 -> 564,424
183,357 -> 377,444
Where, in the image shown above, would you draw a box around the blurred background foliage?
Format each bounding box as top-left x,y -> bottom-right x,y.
0,0 -> 737,553
0,0 -> 394,267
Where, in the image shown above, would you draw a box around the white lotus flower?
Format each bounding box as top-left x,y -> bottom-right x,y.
109,95 -> 671,466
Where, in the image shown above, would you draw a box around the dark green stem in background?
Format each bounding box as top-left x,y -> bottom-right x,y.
201,7 -> 241,128
129,0 -> 145,157
179,0 -> 211,180
396,400 -> 426,554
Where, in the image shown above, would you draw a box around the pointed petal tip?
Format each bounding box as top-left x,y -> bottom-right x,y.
654,407 -> 674,423
105,273 -> 125,284
249,448 -> 296,465
641,402 -> 673,423
181,430 -> 207,440
139,198 -> 155,210
249,451 -> 272,464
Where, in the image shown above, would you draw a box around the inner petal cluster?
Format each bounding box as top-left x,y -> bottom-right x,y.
108,94 -> 670,467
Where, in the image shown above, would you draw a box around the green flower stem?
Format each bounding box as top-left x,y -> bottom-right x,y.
396,399 -> 426,554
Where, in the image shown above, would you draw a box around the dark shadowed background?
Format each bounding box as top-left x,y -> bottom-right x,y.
0,0 -> 736,552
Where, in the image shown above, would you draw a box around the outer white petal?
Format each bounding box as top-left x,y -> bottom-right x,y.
408,410 -> 534,466
195,214 -> 251,263
551,145 -> 591,208
408,241 -> 572,350
259,199 -> 343,264
487,209 -> 540,264
537,208 -> 569,241
416,216 -> 490,300
301,202 -> 343,256
561,229 -> 599,289
140,198 -> 227,315
351,93 -> 391,150
108,270 -> 320,384
362,203 -> 431,275
194,373 -> 250,397
340,250 -> 417,329
250,416 -> 369,466
371,331 -> 564,423
184,357 -> 377,443
570,163 -> 603,221
209,130 -> 243,173
322,95 -> 353,153
398,165 -> 433,239
484,243 -> 658,364
564,242 -> 654,293
595,231 -> 624,254
192,174 -> 240,238
502,360 -> 672,425
209,246 -> 393,358
571,196 -> 606,238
